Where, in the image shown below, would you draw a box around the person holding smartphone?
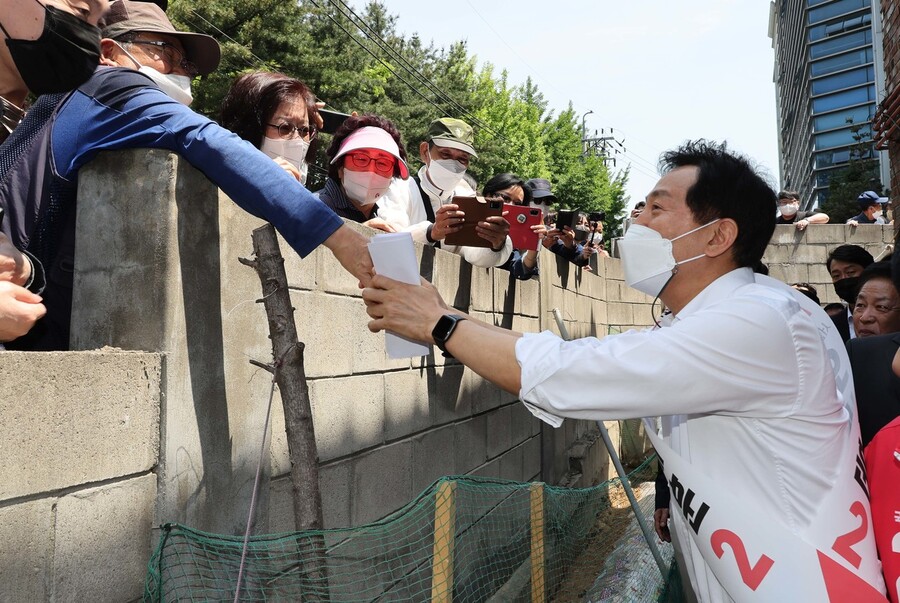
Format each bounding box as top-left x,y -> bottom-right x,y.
483,173 -> 545,280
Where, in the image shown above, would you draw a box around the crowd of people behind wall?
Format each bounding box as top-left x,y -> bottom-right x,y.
0,0 -> 899,599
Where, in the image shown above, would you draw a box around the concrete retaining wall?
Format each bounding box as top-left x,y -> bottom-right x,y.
0,149 -> 658,600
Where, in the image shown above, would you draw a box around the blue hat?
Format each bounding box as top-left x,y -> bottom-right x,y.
857,191 -> 881,206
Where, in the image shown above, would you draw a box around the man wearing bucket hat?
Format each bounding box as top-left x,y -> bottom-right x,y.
380,117 -> 512,268
847,190 -> 887,226
0,0 -> 372,350
317,114 -> 409,232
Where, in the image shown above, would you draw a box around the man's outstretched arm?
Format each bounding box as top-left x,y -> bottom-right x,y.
362,275 -> 523,394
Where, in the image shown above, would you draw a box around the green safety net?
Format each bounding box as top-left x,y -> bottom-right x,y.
145,453 -> 680,602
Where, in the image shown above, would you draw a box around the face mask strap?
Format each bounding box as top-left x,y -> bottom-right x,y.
113,41 -> 144,71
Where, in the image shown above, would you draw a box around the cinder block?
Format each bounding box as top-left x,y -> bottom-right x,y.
0,352 -> 160,500
787,244 -> 828,265
605,258 -> 624,281
53,474 -> 156,602
0,499 -> 53,601
485,405 -> 514,459
510,315 -> 540,336
517,277 -> 540,318
847,225 -> 888,244
270,375 -> 384,468
466,364 -> 509,417
384,370 -> 431,441
509,403 -> 535,447
523,435 -> 541,481
351,441 -> 413,526
808,264 -> 833,285
770,225 -> 805,245
430,363 -> 470,424
469,456 -> 502,479
431,247 -> 472,313
469,266 -> 494,313
494,269 -> 517,316
291,291 -> 354,378
498,443 -> 525,482
607,302 -> 634,326
269,459 -> 352,531
454,415 -> 488,474
803,224 -> 846,244
411,424 -> 457,493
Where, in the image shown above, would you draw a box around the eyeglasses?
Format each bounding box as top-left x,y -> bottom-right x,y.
853,301 -> 900,315
267,122 -> 318,141
345,153 -> 395,173
125,39 -> 199,77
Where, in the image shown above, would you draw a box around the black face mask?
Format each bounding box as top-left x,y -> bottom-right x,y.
0,2 -> 101,95
833,276 -> 861,305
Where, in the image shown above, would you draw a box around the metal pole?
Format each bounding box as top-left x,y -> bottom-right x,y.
550,308 -> 669,579
580,110 -> 593,156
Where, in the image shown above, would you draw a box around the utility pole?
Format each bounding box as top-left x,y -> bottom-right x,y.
581,110 -> 593,156
582,127 -> 626,167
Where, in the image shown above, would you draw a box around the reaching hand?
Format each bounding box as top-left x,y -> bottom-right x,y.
363,275 -> 448,343
431,204 -> 464,241
272,157 -> 303,182
0,281 -> 45,341
558,227 -> 576,249
542,229 -> 562,250
0,233 -> 30,286
362,217 -> 397,233
477,215 -> 510,251
654,508 -> 671,543
323,224 -> 374,287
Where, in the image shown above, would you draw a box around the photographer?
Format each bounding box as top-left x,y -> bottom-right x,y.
580,213 -> 610,269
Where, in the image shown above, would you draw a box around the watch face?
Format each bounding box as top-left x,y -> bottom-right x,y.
433,315 -> 457,344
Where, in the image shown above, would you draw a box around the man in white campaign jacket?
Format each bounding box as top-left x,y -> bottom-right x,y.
363,140 -> 888,602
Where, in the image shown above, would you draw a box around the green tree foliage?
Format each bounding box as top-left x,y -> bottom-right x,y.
168,0 -> 627,218
819,123 -> 883,224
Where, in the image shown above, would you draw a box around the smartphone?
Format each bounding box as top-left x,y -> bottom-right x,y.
555,209 -> 580,232
444,196 -> 503,248
319,109 -> 351,135
504,204 -> 542,251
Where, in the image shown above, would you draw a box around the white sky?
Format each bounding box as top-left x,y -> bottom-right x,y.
359,0 -> 780,207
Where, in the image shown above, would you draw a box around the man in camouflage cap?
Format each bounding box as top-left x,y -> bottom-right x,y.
379,117 -> 512,268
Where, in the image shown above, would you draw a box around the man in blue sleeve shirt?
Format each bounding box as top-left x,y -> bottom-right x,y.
0,0 -> 371,350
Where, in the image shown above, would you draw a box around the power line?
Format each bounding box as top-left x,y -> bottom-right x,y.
325,0 -> 510,143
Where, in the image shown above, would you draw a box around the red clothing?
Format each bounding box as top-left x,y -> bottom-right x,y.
865,416 -> 900,602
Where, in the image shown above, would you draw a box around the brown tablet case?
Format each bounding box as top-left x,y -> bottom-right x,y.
443,196 -> 504,248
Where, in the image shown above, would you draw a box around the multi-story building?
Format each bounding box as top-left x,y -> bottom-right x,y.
769,0 -> 890,209
874,0 -> 899,213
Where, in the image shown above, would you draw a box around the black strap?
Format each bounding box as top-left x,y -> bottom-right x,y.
414,175 -> 439,248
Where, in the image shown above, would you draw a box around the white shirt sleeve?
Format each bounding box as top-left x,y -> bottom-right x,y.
516,295 -> 806,425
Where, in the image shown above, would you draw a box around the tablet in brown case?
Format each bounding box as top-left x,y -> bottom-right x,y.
443,196 -> 504,248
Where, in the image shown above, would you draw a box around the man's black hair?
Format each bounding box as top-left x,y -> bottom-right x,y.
660,140 -> 776,268
857,260 -> 893,292
482,173 -> 533,205
826,244 -> 875,273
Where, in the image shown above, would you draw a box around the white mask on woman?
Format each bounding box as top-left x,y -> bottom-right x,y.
342,170 -> 392,206
617,220 -> 719,298
260,136 -> 310,184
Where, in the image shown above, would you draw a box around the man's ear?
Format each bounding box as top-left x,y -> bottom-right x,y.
705,218 -> 738,259
99,39 -> 122,67
419,141 -> 430,164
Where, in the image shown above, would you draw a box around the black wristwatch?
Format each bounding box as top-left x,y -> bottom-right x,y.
432,314 -> 466,358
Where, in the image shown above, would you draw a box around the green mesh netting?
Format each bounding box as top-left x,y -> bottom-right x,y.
144,455 -> 680,602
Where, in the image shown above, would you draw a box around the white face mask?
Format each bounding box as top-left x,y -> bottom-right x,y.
779,203 -> 798,217
342,170 -> 392,207
873,210 -> 883,219
261,136 -> 310,184
617,220 -> 719,298
426,149 -> 467,191
116,43 -> 193,105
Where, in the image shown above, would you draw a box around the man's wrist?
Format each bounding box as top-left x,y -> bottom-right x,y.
426,224 -> 436,245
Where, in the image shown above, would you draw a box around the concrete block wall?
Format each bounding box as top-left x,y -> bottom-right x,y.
0,149 -> 656,599
0,351 -> 161,602
763,224 -> 895,304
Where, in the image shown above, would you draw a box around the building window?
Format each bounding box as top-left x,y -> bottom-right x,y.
813,105 -> 876,132
811,66 -> 874,96
809,12 -> 872,42
808,0 -> 871,26
810,47 -> 873,77
811,84 -> 876,113
814,125 -> 871,150
809,29 -> 872,60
